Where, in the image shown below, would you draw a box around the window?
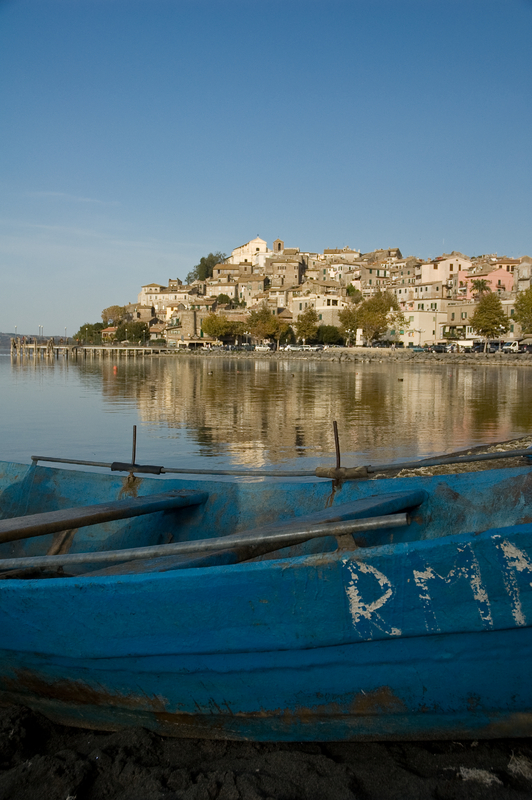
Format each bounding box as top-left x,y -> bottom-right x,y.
319,314 -> 322,320
450,264 -> 454,271
409,316 -> 414,322
369,269 -> 372,274
332,299 -> 338,306
451,313 -> 455,320
369,280 -> 372,285
327,299 -> 331,306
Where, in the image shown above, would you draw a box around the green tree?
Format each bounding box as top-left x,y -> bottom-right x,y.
338,305 -> 360,343
114,321 -> 149,342
73,322 -> 104,343
216,293 -> 232,305
317,325 -> 342,345
101,305 -> 126,325
358,291 -> 405,343
346,285 -> 363,303
294,307 -> 319,343
271,318 -> 291,349
246,304 -> 279,341
514,287 -> 532,334
201,313 -> 233,340
470,292 -> 509,347
186,252 -> 227,284
470,279 -> 491,297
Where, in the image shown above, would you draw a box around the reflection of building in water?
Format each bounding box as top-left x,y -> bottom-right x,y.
95,359 -> 532,467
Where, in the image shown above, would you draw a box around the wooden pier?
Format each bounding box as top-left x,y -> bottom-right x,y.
10,339 -> 178,361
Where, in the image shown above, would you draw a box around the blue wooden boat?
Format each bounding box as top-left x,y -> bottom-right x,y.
0,447 -> 532,742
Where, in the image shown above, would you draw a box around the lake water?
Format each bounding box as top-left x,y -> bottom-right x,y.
2,351 -> 532,473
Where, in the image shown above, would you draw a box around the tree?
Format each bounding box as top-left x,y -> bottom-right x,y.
346,285 -> 363,303
102,305 -> 126,325
470,279 -> 491,297
338,305 -> 360,344
271,319 -> 291,349
114,321 -> 149,342
357,291 -> 405,343
294,307 -> 319,343
201,313 -> 233,340
470,292 -> 509,347
73,322 -> 104,343
246,304 -> 279,341
317,325 -> 342,345
186,252 -> 227,284
216,294 -> 232,305
514,287 -> 532,334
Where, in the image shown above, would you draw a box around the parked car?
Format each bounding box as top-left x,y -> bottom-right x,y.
255,344 -> 274,352
502,341 -> 520,353
428,344 -> 447,353
473,341 -> 505,353
412,346 -> 425,352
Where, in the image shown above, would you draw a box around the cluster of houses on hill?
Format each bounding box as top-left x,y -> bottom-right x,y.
102,237 -> 532,348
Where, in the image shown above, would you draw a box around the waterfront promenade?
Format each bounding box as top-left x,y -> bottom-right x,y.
10,338 -> 532,367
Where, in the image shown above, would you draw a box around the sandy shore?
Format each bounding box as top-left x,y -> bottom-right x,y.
1,704 -> 532,799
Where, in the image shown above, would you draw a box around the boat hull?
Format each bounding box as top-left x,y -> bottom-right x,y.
1,461 -> 532,740
1,627 -> 531,741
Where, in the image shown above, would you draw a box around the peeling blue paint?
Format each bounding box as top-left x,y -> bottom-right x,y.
0,460 -> 532,740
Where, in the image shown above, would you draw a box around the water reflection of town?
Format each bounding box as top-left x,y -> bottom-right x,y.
87,358 -> 532,467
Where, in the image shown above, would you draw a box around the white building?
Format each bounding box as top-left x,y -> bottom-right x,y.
227,237 -> 272,269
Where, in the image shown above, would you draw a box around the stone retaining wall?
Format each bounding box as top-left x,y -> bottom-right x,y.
180,348 -> 532,366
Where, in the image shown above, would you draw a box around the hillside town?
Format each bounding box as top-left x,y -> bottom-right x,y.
99,236 -> 532,348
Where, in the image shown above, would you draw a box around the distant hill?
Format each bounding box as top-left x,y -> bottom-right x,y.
0,332 -> 16,348
0,332 -> 66,347
0,332 -> 42,348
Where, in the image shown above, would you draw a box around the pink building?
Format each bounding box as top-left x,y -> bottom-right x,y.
464,268 -> 514,298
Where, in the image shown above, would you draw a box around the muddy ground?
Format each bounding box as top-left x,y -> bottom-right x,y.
1,704 -> 532,800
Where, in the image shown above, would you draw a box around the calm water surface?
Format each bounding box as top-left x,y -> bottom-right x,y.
2,352 -> 532,472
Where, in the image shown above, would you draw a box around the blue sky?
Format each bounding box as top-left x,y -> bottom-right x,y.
1,0 -> 531,335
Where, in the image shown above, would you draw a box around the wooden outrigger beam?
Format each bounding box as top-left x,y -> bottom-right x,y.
0,512 -> 409,571
0,490 -> 208,544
